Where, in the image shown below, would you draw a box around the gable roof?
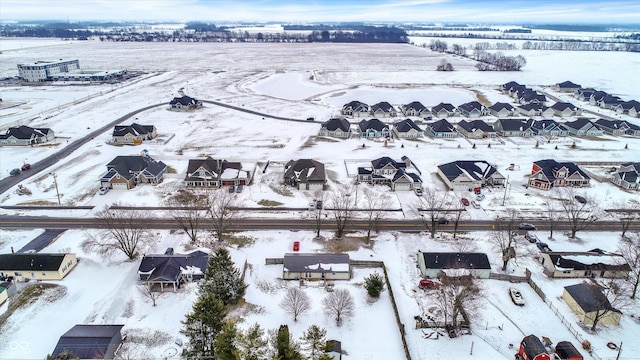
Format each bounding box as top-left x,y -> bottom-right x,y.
52,324 -> 124,360
545,251 -> 631,272
371,156 -> 406,170
556,80 -> 581,89
533,159 -> 590,182
359,119 -> 389,132
438,160 -> 500,182
488,102 -> 515,112
563,118 -> 597,131
370,101 -> 394,113
138,250 -> 209,282
595,118 -> 640,131
0,253 -> 70,271
402,101 -> 427,112
619,100 -> 640,111
431,102 -> 456,113
283,253 -> 350,273
342,100 -> 368,112
457,120 -> 495,133
495,118 -> 531,132
284,159 -> 326,182
518,103 -> 546,112
393,119 -> 422,133
185,157 -> 243,181
428,119 -> 456,133
501,81 -> 521,91
419,252 -> 491,270
107,155 -> 166,180
564,283 -> 621,313
170,95 -> 200,106
527,119 -> 567,131
550,102 -> 577,111
0,125 -> 52,140
112,123 -> 155,137
457,101 -> 484,113
321,118 -> 351,132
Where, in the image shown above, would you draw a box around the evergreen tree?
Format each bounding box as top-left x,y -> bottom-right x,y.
46,351 -> 79,360
275,324 -> 303,360
364,272 -> 385,297
301,325 -> 327,360
214,321 -> 241,360
237,323 -> 269,360
181,293 -> 228,359
200,247 -> 247,306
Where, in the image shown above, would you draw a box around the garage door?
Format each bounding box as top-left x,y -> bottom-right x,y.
308,183 -> 324,191
394,183 -> 412,191
112,182 -> 128,190
452,184 -> 468,191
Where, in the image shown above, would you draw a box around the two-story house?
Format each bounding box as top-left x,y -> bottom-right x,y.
528,159 -> 590,190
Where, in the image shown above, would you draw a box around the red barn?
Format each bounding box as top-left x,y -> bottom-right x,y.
555,341 -> 583,360
517,335 -> 551,360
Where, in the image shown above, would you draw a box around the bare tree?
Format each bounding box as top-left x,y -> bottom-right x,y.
581,280 -> 628,331
312,190 -> 327,239
414,187 -> 449,238
207,188 -> 238,242
611,200 -> 640,238
618,233 -> 640,299
490,209 -> 518,271
280,287 -> 312,322
433,280 -> 479,336
138,281 -> 161,306
544,193 -> 561,240
165,189 -> 208,244
82,204 -> 151,260
362,186 -> 389,242
322,288 -> 355,326
328,185 -> 355,239
559,189 -> 599,238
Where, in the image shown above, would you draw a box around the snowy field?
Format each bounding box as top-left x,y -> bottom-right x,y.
1,38 -> 639,359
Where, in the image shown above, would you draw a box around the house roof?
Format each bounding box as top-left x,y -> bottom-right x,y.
371,156 -> 406,170
138,250 -> 209,282
488,102 -> 515,112
564,118 -> 596,131
458,101 -> 484,113
0,253 -> 70,271
419,252 -> 491,270
620,100 -> 640,111
457,120 -> 495,133
555,341 -> 582,358
283,253 -> 350,273
342,100 -> 368,112
393,119 -> 422,133
556,80 -> 581,89
321,118 -> 351,132
564,283 -> 621,313
170,95 -> 200,106
518,103 -> 546,112
595,118 -> 640,131
370,101 -> 394,113
520,335 -> 547,360
533,159 -> 590,182
527,119 -> 567,131
52,324 -> 124,360
501,81 -> 521,91
550,102 -> 577,111
495,118 -> 531,132
428,119 -> 456,133
112,123 -> 155,137
107,155 -> 166,180
284,159 -> 326,183
359,119 -> 389,132
402,101 -> 427,112
0,125 -> 52,140
185,157 -> 243,181
519,91 -> 546,103
431,102 -> 455,113
546,252 -> 631,272
437,160 -> 501,182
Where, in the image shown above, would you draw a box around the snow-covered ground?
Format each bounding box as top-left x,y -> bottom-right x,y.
1,38 -> 639,359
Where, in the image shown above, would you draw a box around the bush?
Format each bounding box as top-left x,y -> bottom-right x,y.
364,272 -> 385,297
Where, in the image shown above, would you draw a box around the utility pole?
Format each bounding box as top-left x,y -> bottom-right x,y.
502,175 -> 509,206
50,172 -> 61,205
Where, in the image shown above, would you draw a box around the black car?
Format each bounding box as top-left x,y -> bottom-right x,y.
437,218 -> 450,224
574,195 -> 587,204
518,223 -> 536,230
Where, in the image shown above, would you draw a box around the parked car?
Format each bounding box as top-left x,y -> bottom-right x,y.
414,188 -> 423,196
419,279 -> 440,290
306,117 -> 315,122
21,163 -> 31,171
9,168 -> 21,176
236,184 -> 243,193
574,195 -> 587,204
99,187 -> 109,195
437,218 -> 450,224
293,241 -> 300,251
518,223 -> 536,230
229,185 -> 235,193
461,198 -> 470,206
509,287 -> 525,306
476,194 -> 485,201
524,232 -> 539,243
536,242 -> 551,252
471,200 -> 481,209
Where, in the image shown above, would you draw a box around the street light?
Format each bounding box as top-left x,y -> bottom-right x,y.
50,172 -> 61,205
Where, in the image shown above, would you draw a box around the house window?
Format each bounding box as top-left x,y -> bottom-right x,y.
563,270 -> 571,274
42,272 -> 47,276
15,272 -> 22,276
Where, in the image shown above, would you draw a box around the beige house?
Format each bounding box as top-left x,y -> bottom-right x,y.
417,251 -> 491,279
283,253 -> 351,280
0,253 -> 77,281
563,283 -> 622,326
539,250 -> 631,279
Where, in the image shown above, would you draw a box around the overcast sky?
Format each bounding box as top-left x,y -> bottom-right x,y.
2,0 -> 640,24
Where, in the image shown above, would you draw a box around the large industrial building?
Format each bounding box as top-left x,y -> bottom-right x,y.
17,59 -> 126,82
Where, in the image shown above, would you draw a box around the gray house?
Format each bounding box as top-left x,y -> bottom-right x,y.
0,125 -> 55,146
563,118 -> 603,137
358,119 -> 390,138
430,102 -> 457,118
426,119 -> 459,138
493,118 -> 535,137
319,118 -> 352,138
101,154 -> 167,190
138,249 -> 210,292
112,123 -> 157,144
370,101 -> 396,118
342,100 -> 369,118
170,95 -> 202,110
401,101 -> 429,117
539,249 -> 631,279
185,157 -> 251,188
284,159 -> 326,191
357,156 -> 422,191
488,102 -> 516,117
283,253 -> 351,280
392,119 -> 423,138
437,160 -> 505,191
610,162 -> 640,190
417,251 -> 491,280
52,324 -> 125,360
456,119 -> 496,138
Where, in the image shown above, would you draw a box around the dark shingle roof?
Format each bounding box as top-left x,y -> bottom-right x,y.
107,155 -> 166,180
112,123 -> 155,137
370,101 -> 394,113
0,253 -> 68,271
321,118 -> 351,132
550,102 -> 577,111
283,253 -> 350,273
564,118 -> 596,131
419,252 -> 491,270
284,159 -> 326,182
371,157 -> 405,170
428,119 -> 456,133
0,125 -> 52,140
402,101 -> 427,112
556,81 -> 581,89
437,161 -> 499,182
546,252 -> 631,272
495,118 -> 531,132
457,120 -> 495,133
359,119 -> 389,132
488,102 -> 515,112
393,119 -> 422,133
52,324 -> 124,360
564,283 -> 621,313
170,95 -> 200,106
533,159 -> 590,182
138,251 -> 209,282
431,102 -> 455,113
458,101 -> 483,113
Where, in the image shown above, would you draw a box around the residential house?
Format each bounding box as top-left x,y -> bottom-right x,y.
518,90 -> 547,105
493,118 -> 535,137
563,283 -> 622,326
426,118 -> 459,138
357,156 -> 422,191
318,118 -> 352,138
0,282 -> 16,306
326,340 -> 342,360
501,81 -> 522,94
282,253 -> 351,280
0,253 -> 77,281
563,118 -> 603,137
370,101 -> 396,118
342,100 -> 369,118
169,95 -> 202,110
595,119 -> 640,136
401,101 -> 429,117
417,251 -> 491,280
101,153 -> 167,190
457,101 -> 486,118
554,81 -> 582,93
574,88 -> 596,102
549,102 -> 581,117
456,119 -> 496,139
598,94 -> 623,109
358,119 -> 390,138
437,160 -> 505,191
613,100 -> 640,117
488,102 -> 516,117
517,103 -> 546,117
0,125 -> 55,146
52,324 -> 124,360
138,249 -> 210,292
430,102 -> 458,118
539,249 -> 631,279
527,119 -> 569,137
588,91 -> 609,106
284,159 -> 326,191
111,123 -> 157,144
185,157 -> 252,188
392,119 -> 423,138
610,162 -> 640,190
528,159 -> 590,190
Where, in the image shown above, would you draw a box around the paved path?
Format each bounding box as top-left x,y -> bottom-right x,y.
17,229 -> 67,253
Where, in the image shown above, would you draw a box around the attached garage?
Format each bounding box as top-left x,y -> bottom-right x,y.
112,182 -> 129,190
307,182 -> 324,191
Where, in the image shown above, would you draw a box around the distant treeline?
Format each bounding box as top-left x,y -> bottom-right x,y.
306,26 -> 408,43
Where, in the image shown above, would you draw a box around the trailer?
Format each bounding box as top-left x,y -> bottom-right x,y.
516,335 -> 551,360
554,341 -> 583,360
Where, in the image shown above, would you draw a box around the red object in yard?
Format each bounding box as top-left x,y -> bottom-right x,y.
21,163 -> 31,171
419,279 -> 440,289
517,335 -> 551,360
293,241 -> 300,251
461,198 -> 470,206
555,341 -> 583,360
473,187 -> 481,194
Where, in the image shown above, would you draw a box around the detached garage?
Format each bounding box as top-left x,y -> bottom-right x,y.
283,253 -> 351,280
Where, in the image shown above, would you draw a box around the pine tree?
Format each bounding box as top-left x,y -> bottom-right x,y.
364,272 -> 385,297
200,247 -> 247,306
275,324 -> 303,360
301,325 -> 327,360
214,321 -> 241,360
181,293 -> 228,359
237,323 -> 269,360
